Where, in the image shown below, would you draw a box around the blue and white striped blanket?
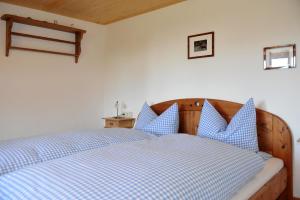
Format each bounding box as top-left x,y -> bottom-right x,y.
0,128 -> 154,176
0,134 -> 264,200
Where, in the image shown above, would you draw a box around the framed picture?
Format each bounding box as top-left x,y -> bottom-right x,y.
263,44 -> 296,70
188,32 -> 214,59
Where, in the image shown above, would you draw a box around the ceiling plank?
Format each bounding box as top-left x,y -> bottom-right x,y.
0,0 -> 185,24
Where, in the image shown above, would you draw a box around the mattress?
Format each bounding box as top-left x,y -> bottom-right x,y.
232,157 -> 284,200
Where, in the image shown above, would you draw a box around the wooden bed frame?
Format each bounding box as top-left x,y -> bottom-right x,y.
151,98 -> 293,200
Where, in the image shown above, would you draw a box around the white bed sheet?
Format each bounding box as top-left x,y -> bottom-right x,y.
232,157 -> 284,200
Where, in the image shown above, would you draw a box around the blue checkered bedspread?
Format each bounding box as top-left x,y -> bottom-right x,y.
0,134 -> 264,200
0,128 -> 154,176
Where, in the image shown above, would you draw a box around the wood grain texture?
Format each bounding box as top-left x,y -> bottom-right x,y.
1,14 -> 85,63
103,117 -> 135,128
0,0 -> 185,24
1,14 -> 86,33
151,98 -> 293,200
249,167 -> 287,200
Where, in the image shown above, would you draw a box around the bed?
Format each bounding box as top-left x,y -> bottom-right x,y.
151,98 -> 293,200
0,98 -> 293,200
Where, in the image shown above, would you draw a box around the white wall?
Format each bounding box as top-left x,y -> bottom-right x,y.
0,3 -> 106,140
103,0 -> 300,196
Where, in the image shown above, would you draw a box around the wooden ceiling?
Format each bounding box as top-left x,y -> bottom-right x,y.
0,0 -> 184,24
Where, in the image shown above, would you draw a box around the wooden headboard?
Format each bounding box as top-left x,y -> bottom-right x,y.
151,98 -> 293,199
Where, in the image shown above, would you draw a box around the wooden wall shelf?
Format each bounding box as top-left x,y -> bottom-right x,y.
11,32 -> 76,44
1,14 -> 86,63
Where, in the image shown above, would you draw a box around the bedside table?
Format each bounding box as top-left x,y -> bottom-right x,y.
103,117 -> 135,128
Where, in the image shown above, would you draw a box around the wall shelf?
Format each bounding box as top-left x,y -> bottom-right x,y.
1,14 -> 86,63
10,46 -> 76,57
11,32 -> 76,44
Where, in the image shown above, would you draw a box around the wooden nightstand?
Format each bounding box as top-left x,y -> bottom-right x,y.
103,117 -> 135,128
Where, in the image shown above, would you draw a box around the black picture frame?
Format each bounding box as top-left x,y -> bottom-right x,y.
188,31 -> 214,59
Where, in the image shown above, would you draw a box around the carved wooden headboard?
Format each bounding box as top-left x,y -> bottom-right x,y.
151,98 -> 293,199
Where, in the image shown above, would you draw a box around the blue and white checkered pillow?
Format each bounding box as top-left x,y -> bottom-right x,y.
198,100 -> 227,135
135,103 -> 179,135
0,130 -> 153,176
0,141 -> 41,176
198,98 -> 259,152
135,103 -> 158,130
